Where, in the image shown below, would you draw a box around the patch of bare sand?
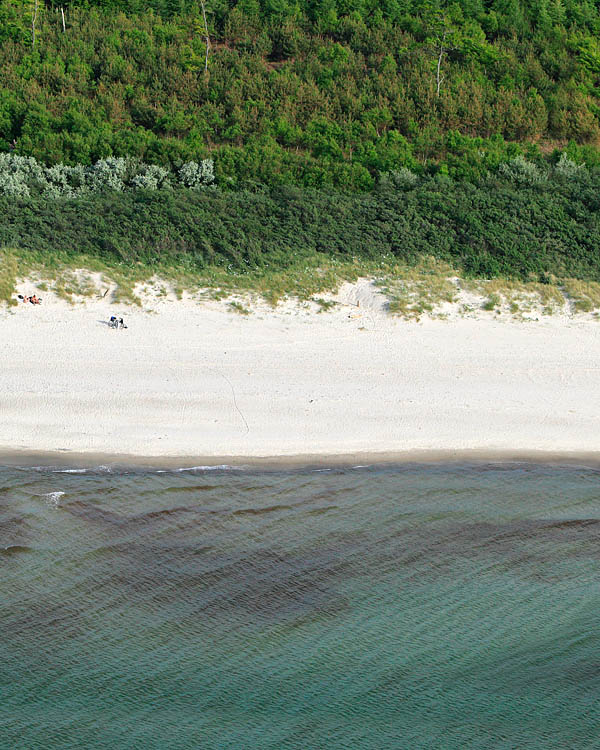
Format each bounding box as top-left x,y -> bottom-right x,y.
2,278 -> 599,458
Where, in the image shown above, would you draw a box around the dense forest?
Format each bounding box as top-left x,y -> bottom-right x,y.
2,0 -> 600,188
3,0 -> 600,287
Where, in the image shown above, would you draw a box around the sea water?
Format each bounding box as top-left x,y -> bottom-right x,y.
1,462 -> 599,749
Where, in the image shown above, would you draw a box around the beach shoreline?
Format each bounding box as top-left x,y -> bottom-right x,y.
3,278 -> 599,461
2,448 -> 600,472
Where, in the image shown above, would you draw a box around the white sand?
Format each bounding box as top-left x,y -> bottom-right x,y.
2,279 -> 600,461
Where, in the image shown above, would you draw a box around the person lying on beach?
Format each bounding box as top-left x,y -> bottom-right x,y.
17,295 -> 42,305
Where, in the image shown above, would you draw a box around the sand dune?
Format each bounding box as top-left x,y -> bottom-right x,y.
1,279 -> 599,461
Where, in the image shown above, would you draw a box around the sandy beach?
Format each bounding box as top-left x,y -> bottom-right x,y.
1,278 -> 599,461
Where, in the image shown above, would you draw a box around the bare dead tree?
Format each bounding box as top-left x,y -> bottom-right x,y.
61,6 -> 66,33
435,29 -> 448,98
199,0 -> 210,75
31,0 -> 39,47
423,17 -> 459,100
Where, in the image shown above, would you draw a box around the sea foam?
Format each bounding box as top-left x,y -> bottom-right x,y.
43,491 -> 65,507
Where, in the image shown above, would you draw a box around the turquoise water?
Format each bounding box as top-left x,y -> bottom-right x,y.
1,462 -> 600,749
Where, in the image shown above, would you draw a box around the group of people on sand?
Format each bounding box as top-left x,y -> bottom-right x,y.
14,292 -> 129,329
109,316 -> 127,329
17,294 -> 42,305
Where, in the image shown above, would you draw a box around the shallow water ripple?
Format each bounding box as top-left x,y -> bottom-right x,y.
1,463 -> 599,749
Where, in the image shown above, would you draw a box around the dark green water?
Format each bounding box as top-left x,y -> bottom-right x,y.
1,462 -> 599,749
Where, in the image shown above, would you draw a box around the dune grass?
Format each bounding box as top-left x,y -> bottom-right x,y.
0,251 -> 19,306
465,278 -> 566,317
3,246 -> 600,321
228,300 -> 251,315
53,270 -> 98,303
376,257 -> 460,320
375,257 -> 599,320
562,279 -> 600,313
0,246 -> 388,308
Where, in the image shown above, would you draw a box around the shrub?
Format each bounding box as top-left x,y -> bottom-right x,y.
0,155 -> 215,197
379,168 -> 419,190
85,157 -> 128,192
2,169 -> 600,285
499,156 -> 546,185
554,153 -> 586,179
177,160 -> 215,189
130,164 -> 171,190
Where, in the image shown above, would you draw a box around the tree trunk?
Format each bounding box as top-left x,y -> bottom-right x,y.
436,30 -> 447,98
200,0 -> 210,75
32,0 -> 39,47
